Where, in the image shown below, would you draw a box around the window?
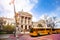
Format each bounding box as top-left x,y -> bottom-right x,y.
25,17 -> 27,24
28,21 -> 30,24
25,25 -> 27,29
28,17 -> 31,20
21,16 -> 24,19
29,25 -> 31,29
21,25 -> 23,29
21,19 -> 23,24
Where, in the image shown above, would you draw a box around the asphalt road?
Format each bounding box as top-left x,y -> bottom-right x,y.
0,34 -> 60,40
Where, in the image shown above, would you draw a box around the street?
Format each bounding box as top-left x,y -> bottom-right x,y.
1,34 -> 60,40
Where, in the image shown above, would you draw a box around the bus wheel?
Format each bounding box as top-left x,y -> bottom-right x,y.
38,33 -> 40,36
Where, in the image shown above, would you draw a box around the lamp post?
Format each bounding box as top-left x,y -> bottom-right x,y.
13,1 -> 17,37
13,3 -> 16,37
10,0 -> 17,37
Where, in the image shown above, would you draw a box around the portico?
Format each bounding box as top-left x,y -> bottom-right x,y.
16,11 -> 32,34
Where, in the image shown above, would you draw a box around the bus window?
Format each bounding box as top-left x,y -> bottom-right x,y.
30,28 -> 33,33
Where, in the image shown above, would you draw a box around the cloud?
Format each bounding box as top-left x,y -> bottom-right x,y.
15,0 -> 38,12
38,6 -> 60,21
49,7 -> 60,18
31,11 -> 40,22
39,14 -> 48,19
40,6 -> 60,19
0,0 -> 38,18
32,17 -> 37,22
0,0 -> 14,18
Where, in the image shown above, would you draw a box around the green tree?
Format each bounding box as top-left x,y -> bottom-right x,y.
0,18 -> 6,31
3,24 -> 15,34
37,24 -> 43,27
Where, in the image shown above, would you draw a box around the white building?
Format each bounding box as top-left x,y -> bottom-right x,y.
0,17 -> 15,25
0,17 -> 15,31
16,11 -> 32,34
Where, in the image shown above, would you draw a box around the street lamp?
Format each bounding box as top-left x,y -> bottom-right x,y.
13,1 -> 17,37
10,0 -> 17,37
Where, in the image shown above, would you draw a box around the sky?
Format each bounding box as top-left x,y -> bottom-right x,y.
0,0 -> 60,22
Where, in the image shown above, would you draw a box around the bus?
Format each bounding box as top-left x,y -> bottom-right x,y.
30,27 -> 60,37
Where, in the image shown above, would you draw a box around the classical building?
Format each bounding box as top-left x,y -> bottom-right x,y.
32,19 -> 51,28
32,22 -> 38,27
0,17 -> 15,25
16,11 -> 32,34
0,17 -> 15,30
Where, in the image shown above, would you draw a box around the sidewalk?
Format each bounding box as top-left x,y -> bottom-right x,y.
0,34 -> 13,39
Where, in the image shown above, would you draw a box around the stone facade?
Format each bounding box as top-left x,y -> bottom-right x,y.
0,17 -> 15,25
0,17 -> 15,30
32,19 -> 51,28
16,11 -> 32,34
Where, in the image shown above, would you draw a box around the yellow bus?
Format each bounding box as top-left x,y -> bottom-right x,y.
30,27 -> 60,37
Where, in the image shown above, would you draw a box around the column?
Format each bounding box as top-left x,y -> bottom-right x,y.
27,25 -> 29,32
28,17 -> 31,24
23,25 -> 25,34
23,25 -> 25,29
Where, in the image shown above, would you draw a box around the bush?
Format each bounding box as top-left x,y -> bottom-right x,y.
0,31 -> 7,34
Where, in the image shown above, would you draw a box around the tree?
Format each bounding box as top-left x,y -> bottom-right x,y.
37,24 -> 43,27
3,24 -> 15,34
47,16 -> 56,28
0,18 -> 6,31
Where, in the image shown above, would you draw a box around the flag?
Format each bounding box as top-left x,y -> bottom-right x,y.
9,0 -> 15,5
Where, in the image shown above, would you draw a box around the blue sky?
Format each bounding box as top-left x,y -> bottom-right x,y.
0,0 -> 60,22
31,0 -> 60,21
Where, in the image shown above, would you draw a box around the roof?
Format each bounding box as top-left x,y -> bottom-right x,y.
0,17 -> 14,20
18,11 -> 32,17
